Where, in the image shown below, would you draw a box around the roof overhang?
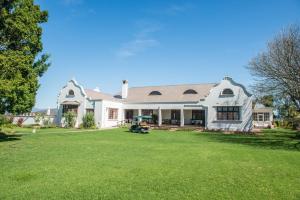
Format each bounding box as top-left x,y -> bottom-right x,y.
61,100 -> 80,105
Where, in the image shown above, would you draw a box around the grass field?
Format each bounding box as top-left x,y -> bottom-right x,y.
0,128 -> 299,199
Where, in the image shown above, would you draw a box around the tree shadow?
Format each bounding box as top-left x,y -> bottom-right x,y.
200,129 -> 300,151
0,132 -> 22,142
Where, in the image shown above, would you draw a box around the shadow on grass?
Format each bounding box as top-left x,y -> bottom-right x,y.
200,129 -> 300,151
0,132 -> 22,142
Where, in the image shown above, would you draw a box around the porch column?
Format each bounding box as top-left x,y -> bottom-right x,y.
158,107 -> 162,126
138,109 -> 142,122
180,109 -> 184,127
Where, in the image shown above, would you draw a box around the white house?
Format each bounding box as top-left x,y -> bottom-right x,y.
252,103 -> 273,128
56,76 -> 253,131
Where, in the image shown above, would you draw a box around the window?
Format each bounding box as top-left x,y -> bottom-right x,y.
171,110 -> 180,120
264,113 -> 270,121
68,90 -> 75,96
149,91 -> 162,95
216,106 -> 240,120
192,110 -> 204,120
253,112 -> 270,121
253,113 -> 258,121
108,108 -> 118,120
86,109 -> 94,114
183,89 -> 198,94
258,114 -> 264,121
62,105 -> 78,114
221,88 -> 234,95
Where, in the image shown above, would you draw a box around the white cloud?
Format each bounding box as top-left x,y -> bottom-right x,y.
62,0 -> 83,6
117,39 -> 159,58
165,3 -> 194,15
116,22 -> 161,58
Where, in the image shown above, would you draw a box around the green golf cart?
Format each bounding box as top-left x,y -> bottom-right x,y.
129,115 -> 152,133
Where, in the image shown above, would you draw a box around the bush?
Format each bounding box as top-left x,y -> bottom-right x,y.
63,111 -> 76,128
82,113 -> 95,129
0,115 -> 12,127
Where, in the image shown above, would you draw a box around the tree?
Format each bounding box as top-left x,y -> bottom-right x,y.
258,95 -> 273,107
247,24 -> 300,111
0,0 -> 50,114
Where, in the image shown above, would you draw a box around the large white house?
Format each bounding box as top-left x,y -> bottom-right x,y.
56,76 -> 253,131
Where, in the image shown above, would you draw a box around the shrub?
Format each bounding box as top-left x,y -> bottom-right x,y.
63,111 -> 76,128
17,118 -> 24,127
43,116 -> 51,126
82,113 -> 95,129
0,115 -> 11,126
34,113 -> 43,124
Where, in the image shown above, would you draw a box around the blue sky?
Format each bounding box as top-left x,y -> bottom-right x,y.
35,0 -> 300,108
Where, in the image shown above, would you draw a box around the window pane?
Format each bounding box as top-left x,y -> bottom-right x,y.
264,113 -> 270,121
216,106 -> 239,121
108,108 -> 118,120
253,113 -> 257,121
234,112 -> 239,120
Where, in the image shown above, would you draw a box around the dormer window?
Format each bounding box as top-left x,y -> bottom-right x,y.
183,89 -> 198,94
149,91 -> 162,95
221,88 -> 234,95
68,90 -> 75,96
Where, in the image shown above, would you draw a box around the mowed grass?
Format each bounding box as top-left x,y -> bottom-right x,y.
0,128 -> 299,200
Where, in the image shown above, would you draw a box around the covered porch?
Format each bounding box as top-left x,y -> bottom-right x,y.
124,108 -> 206,127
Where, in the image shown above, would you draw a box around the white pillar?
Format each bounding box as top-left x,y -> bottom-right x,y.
158,107 -> 162,126
180,109 -> 184,127
138,109 -> 142,122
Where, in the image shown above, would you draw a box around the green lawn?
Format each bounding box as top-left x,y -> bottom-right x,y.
0,128 -> 299,200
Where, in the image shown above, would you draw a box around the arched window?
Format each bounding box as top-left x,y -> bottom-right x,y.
222,88 -> 234,95
183,89 -> 198,94
68,89 -> 75,96
149,91 -> 162,95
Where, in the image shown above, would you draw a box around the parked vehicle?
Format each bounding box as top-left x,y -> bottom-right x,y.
129,116 -> 152,133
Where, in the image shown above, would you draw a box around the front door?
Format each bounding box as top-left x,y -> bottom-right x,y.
171,110 -> 180,125
125,110 -> 134,121
258,114 -> 264,122
192,110 -> 205,126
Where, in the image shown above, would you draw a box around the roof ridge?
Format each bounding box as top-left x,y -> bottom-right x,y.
128,83 -> 217,89
84,89 -> 114,97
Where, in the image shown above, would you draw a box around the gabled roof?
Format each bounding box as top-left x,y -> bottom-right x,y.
122,83 -> 217,103
253,103 -> 273,112
84,89 -> 121,102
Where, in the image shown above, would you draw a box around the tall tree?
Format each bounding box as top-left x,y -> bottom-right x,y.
0,0 -> 50,114
247,24 -> 300,111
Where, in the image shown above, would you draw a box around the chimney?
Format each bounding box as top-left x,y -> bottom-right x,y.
122,80 -> 128,99
93,87 -> 100,92
223,76 -> 232,81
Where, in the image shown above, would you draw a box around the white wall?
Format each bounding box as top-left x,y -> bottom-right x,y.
203,78 -> 253,131
56,78 -> 252,131
57,80 -> 88,128
94,101 -> 102,128
101,100 -> 123,128
12,115 -> 56,126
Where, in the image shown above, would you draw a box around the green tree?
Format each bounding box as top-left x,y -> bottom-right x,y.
0,0 -> 50,114
258,95 -> 273,107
